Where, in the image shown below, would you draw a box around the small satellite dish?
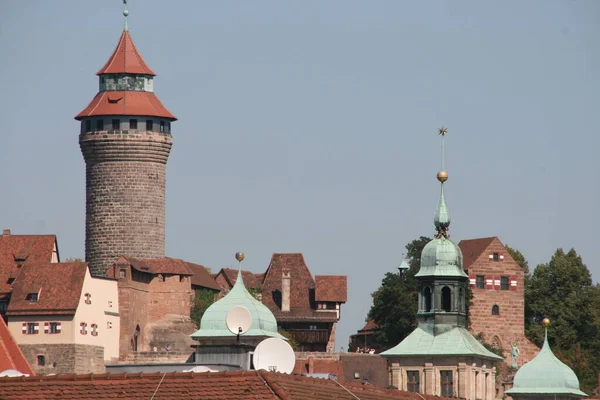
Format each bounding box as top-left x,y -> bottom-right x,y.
253,337 -> 296,374
183,366 -> 218,373
0,369 -> 28,377
226,305 -> 252,335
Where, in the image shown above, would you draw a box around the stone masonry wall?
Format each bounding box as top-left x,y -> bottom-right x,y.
147,275 -> 191,321
80,131 -> 172,277
467,238 -> 538,365
20,344 -> 104,375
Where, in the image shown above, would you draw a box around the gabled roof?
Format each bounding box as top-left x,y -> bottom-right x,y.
0,233 -> 58,296
0,369 -> 450,400
217,268 -> 261,290
0,317 -> 34,376
457,237 -> 497,269
315,275 -> 347,302
7,262 -> 87,316
380,326 -> 503,360
186,262 -> 221,291
120,257 -> 193,276
97,30 -> 155,76
75,90 -> 176,120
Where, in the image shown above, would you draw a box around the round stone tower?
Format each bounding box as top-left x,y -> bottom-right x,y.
75,19 -> 176,276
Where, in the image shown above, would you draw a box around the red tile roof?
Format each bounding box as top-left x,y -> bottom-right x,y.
6,262 -> 87,316
124,257 -> 193,276
186,262 -> 221,291
0,233 -> 58,296
0,316 -> 34,376
315,275 -> 347,302
75,90 -> 176,120
218,268 -> 262,290
457,237 -> 497,269
97,30 -> 155,76
0,370 -> 448,400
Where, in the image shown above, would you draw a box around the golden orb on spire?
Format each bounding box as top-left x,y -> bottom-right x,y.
235,252 -> 245,262
542,318 -> 550,327
437,170 -> 448,182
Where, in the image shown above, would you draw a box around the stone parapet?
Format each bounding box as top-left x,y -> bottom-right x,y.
19,343 -> 104,375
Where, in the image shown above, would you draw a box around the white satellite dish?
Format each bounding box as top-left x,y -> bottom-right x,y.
0,369 -> 29,377
253,337 -> 296,374
183,366 -> 218,373
226,305 -> 252,335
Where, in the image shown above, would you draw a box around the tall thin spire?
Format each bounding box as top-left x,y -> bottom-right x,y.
123,0 -> 129,31
434,127 -> 450,239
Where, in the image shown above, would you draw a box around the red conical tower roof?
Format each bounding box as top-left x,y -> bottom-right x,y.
97,30 -> 155,76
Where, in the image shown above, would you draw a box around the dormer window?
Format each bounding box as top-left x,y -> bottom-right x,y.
26,293 -> 38,303
84,293 -> 92,305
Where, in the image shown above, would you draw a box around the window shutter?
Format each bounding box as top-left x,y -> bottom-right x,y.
80,322 -> 87,335
485,276 -> 493,289
22,323 -> 27,334
34,323 -> 40,334
44,322 -> 49,334
499,254 -> 505,261
510,276 -> 517,291
488,253 -> 494,261
56,322 -> 62,332
494,276 -> 500,290
469,274 -> 476,287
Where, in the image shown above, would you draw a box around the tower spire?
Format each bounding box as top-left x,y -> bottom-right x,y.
434,127 -> 450,239
123,0 -> 129,31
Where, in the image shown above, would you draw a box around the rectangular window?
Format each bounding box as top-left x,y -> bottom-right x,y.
146,120 -> 153,131
49,322 -> 60,334
112,119 -> 120,131
500,276 -> 509,290
160,120 -> 165,132
96,120 -> 104,131
407,371 -> 420,392
26,293 -> 38,303
91,323 -> 98,336
27,323 -> 36,335
85,120 -> 91,132
80,322 -> 88,335
84,293 -> 92,304
476,275 -> 485,289
129,119 -> 138,130
119,269 -> 126,279
440,370 -> 453,397
493,252 -> 499,262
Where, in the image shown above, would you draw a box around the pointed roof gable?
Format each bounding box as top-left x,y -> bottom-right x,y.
457,237 -> 497,269
0,317 -> 34,376
186,262 -> 221,291
97,30 -> 155,76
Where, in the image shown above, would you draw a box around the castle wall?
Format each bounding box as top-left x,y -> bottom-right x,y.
20,343 -> 104,375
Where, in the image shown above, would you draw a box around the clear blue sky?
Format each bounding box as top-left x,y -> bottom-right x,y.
1,0 -> 599,350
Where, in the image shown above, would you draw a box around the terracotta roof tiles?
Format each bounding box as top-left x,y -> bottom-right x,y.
75,90 -> 176,120
0,233 -> 58,296
186,262 -> 221,291
0,370 -> 450,400
0,317 -> 34,376
124,257 -> 193,276
219,268 -> 261,290
7,262 -> 87,316
457,237 -> 497,269
315,275 -> 347,302
97,30 -> 155,76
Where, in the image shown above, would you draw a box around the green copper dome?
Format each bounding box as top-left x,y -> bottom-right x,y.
191,270 -> 285,339
415,184 -> 467,278
506,331 -> 587,397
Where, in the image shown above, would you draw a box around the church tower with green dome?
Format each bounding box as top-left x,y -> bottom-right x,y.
381,128 -> 502,399
506,319 -> 587,400
190,253 -> 286,370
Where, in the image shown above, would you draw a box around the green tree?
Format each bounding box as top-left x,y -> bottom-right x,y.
64,257 -> 83,262
506,245 -> 530,287
278,328 -> 299,351
190,288 -> 218,327
525,248 -> 600,393
367,237 -> 430,349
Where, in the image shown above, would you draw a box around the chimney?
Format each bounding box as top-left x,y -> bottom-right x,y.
282,268 -> 291,312
3,229 -> 10,236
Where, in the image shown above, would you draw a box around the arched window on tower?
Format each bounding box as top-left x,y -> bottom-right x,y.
492,305 -> 500,315
423,287 -> 432,312
441,286 -> 452,312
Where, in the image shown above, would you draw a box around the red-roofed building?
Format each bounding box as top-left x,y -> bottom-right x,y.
5,262 -> 119,375
458,237 -> 539,370
0,369 -> 451,400
107,256 -> 196,359
0,230 -> 59,317
213,268 -> 263,297
76,23 -> 177,277
348,319 -> 381,353
0,315 -> 34,376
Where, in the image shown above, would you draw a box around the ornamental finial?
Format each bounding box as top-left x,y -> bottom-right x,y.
434,127 -> 450,238
123,0 -> 129,31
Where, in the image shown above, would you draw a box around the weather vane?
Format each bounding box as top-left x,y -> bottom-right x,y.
438,127 -> 448,176
123,0 -> 129,31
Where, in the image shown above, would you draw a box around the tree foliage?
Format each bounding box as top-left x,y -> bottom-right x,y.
525,248 -> 600,393
190,288 -> 217,327
367,237 -> 430,349
278,328 -> 299,351
64,257 -> 83,262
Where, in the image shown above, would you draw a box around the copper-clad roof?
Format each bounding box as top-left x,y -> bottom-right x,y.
97,30 -> 155,76
0,317 -> 34,376
7,262 -> 87,316
75,91 -> 176,120
315,275 -> 347,302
